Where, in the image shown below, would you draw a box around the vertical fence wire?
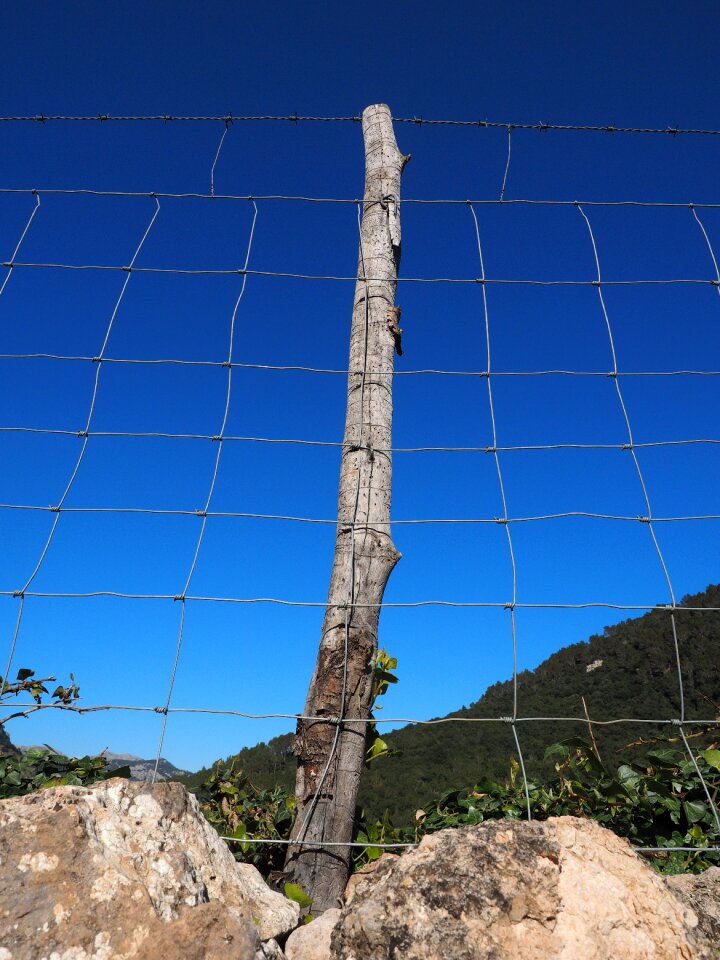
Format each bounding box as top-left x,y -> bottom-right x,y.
468,202 -> 532,820
576,201 -> 720,835
0,192 -> 41,299
2,197 -> 161,693
151,199 -> 258,780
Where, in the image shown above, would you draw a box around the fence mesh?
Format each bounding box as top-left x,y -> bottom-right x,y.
1,114 -> 719,858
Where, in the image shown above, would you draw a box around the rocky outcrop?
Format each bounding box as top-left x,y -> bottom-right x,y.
331,816 -> 714,959
0,777 -> 299,959
666,867 -> 720,949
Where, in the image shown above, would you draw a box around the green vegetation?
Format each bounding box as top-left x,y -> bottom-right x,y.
0,666 -> 129,798
190,733 -> 719,877
0,747 -> 128,799
181,584 -> 720,824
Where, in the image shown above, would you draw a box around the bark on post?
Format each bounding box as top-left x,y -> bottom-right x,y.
285,104 -> 407,910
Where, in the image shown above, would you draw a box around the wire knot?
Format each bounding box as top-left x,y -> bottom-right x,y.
670,718 -> 683,726
12,590 -> 24,598
500,716 -> 514,724
221,360 -> 232,368
637,515 -> 650,523
494,516 -> 507,524
485,445 -> 497,453
195,509 -> 208,517
122,266 -> 132,273
504,601 -> 516,611
49,505 -> 61,513
91,356 -> 102,363
77,430 -> 89,438
154,705 -> 168,714
173,594 -> 185,602
210,435 -> 222,442
621,442 -> 632,450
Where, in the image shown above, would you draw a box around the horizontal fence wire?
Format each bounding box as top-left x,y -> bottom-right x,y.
2,114 -> 720,135
4,703 -> 719,726
1,125 -> 719,857
1,592 -> 719,610
2,504 -> 720,524
2,355 -> 720,377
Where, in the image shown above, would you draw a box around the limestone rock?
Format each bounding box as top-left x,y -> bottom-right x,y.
285,909 -> 341,960
331,816 -> 714,959
666,867 -> 720,948
344,854 -> 399,906
0,777 -> 299,959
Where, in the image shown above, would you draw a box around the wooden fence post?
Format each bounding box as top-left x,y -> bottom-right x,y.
285,103 -> 408,911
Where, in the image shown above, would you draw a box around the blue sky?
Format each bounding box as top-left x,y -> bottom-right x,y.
0,1 -> 719,770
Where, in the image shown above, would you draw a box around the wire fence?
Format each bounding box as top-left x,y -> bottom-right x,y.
1,114 -> 719,860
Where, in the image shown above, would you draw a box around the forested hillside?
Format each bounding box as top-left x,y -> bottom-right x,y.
180,584 -> 720,823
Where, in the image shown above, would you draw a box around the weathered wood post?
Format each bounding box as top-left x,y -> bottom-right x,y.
285,104 -> 407,910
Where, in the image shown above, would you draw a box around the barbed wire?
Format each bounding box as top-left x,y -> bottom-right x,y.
4,187 -> 720,207
2,113 -> 720,136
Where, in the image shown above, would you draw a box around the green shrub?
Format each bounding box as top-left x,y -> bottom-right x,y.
0,747 -> 128,799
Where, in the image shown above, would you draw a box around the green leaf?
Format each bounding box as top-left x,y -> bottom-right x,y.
683,800 -> 708,824
16,668 -> 34,681
284,882 -> 313,910
701,748 -> 720,771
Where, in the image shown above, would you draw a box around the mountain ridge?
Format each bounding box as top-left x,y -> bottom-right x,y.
179,583 -> 720,822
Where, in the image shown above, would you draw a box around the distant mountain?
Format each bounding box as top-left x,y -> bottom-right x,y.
0,735 -> 188,784
180,583 -> 720,824
101,751 -> 190,782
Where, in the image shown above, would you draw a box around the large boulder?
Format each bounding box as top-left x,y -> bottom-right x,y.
331,816 -> 714,959
666,867 -> 720,949
0,777 -> 299,959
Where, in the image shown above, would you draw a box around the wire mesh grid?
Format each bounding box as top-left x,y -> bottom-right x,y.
0,115 -> 719,861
